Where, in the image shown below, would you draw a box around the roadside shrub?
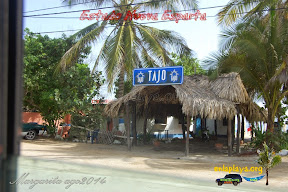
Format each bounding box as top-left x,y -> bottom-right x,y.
250,127 -> 288,152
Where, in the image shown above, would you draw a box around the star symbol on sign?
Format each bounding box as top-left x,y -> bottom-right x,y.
170,69 -> 179,82
136,71 -> 145,83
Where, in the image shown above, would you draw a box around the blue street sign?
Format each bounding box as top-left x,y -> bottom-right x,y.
133,66 -> 183,86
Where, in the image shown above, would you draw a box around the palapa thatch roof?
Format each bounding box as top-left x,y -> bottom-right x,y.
209,73 -> 250,103
238,100 -> 267,122
105,72 -> 266,121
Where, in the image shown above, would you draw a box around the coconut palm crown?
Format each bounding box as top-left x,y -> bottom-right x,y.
205,0 -> 288,134
59,0 -> 198,96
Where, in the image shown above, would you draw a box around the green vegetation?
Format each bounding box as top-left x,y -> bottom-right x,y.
172,53 -> 205,75
69,101 -> 105,140
59,0 -> 198,97
205,0 -> 288,146
250,127 -> 288,152
257,142 -> 282,185
23,28 -> 104,135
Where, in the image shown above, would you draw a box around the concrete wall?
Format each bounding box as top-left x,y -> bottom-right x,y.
206,119 -> 215,134
22,112 -> 71,137
216,119 -> 228,136
114,115 -> 270,139
114,117 -> 154,134
22,112 -> 46,124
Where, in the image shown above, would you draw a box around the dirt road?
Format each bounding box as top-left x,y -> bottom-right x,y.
20,138 -> 288,191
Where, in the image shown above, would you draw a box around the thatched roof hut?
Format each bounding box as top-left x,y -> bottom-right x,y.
105,72 -> 265,121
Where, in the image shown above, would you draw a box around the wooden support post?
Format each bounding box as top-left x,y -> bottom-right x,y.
185,115 -> 191,157
214,119 -> 218,138
227,119 -> 232,156
181,114 -> 186,140
132,102 -> 137,146
241,115 -> 245,141
232,117 -> 235,148
236,114 -> 241,154
125,103 -> 131,151
143,108 -> 148,145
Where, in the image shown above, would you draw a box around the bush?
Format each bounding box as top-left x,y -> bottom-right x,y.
250,127 -> 288,152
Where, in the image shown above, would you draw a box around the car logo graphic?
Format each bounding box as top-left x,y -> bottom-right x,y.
216,174 -> 242,186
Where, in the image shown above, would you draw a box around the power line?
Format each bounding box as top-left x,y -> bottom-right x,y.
24,5 -> 288,20
24,2 -> 288,19
24,0 -> 262,15
24,0 -> 269,18
23,0 -> 168,17
23,17 -> 206,34
24,29 -> 82,34
23,6 -> 288,34
24,1 -> 94,13
25,4 -> 222,19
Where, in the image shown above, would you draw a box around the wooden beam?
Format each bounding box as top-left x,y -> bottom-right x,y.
232,117 -> 235,148
241,115 -> 245,141
236,114 -> 241,153
181,114 -> 185,140
132,102 -> 137,146
143,108 -> 148,145
185,115 -> 191,157
227,119 -> 232,156
214,119 -> 218,138
125,103 -> 131,151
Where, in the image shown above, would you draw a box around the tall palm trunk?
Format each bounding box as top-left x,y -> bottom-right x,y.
118,65 -> 132,150
118,67 -> 125,98
267,108 -> 274,133
266,106 -> 275,148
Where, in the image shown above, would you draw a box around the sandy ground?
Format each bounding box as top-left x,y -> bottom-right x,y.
20,137 -> 288,190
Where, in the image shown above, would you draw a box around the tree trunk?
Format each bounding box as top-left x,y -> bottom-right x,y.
266,108 -> 274,146
117,68 -> 125,98
266,169 -> 269,185
267,109 -> 274,133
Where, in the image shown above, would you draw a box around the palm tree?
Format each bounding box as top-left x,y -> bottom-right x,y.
257,142 -> 281,185
217,0 -> 288,27
59,0 -> 198,97
206,1 -> 288,135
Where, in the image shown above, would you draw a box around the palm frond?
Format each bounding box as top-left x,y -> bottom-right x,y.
103,24 -> 126,89
218,0 -> 265,27
136,25 -> 173,65
58,21 -> 107,71
69,22 -> 101,41
92,27 -> 118,73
